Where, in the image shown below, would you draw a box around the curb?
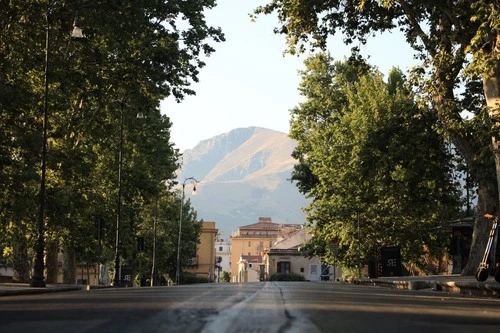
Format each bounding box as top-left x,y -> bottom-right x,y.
433,280 -> 500,297
360,278 -> 500,297
0,284 -> 113,297
0,286 -> 81,297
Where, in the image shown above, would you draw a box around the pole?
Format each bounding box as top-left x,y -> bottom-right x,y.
31,2 -> 51,288
151,204 -> 157,286
175,177 -> 198,285
176,184 -> 185,285
150,133 -> 159,287
357,212 -> 361,280
151,170 -> 158,286
112,100 -> 124,287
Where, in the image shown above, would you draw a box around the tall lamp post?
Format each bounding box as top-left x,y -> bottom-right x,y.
357,212 -> 361,280
112,100 -> 125,287
133,112 -> 160,287
31,5 -> 52,288
150,130 -> 158,287
31,3 -> 83,287
176,177 -> 198,285
150,191 -> 158,286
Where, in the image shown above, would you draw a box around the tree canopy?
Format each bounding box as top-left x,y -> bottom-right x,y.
292,53 -> 461,273
255,0 -> 499,275
0,0 -> 223,283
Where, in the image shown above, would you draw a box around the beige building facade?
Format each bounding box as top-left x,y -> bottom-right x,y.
184,221 -> 218,282
230,217 -> 303,282
263,227 -> 342,281
215,232 -> 231,282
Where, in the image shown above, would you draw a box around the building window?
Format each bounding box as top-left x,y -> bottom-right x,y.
219,246 -> 223,251
248,241 -> 251,247
310,264 -> 318,275
300,268 -> 304,273
277,261 -> 290,274
259,241 -> 263,248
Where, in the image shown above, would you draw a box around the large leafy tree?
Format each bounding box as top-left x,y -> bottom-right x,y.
254,0 -> 499,274
0,0 -> 224,282
292,53 -> 461,273
132,183 -> 202,285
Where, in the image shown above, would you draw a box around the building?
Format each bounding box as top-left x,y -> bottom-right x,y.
230,217 -> 303,282
263,227 -> 341,281
215,232 -> 231,282
184,221 -> 219,282
235,254 -> 263,283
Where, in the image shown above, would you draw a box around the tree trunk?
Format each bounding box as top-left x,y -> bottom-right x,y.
62,244 -> 76,284
45,240 -> 59,284
462,178 -> 498,275
483,33 -> 500,202
12,228 -> 30,283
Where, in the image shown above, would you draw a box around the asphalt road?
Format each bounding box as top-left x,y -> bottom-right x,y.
1,282 -> 500,333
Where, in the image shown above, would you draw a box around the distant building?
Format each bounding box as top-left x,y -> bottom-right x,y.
236,254 -> 263,283
184,221 -> 218,282
230,217 -> 303,282
263,227 -> 342,281
215,232 -> 231,282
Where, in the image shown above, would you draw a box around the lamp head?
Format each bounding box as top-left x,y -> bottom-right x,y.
71,25 -> 84,38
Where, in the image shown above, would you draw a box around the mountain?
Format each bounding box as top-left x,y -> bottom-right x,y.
176,127 -> 309,238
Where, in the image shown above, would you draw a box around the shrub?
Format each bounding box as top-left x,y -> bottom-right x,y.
269,272 -> 306,281
221,271 -> 230,282
180,272 -> 210,284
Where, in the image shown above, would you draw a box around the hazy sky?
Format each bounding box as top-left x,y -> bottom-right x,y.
161,0 -> 417,152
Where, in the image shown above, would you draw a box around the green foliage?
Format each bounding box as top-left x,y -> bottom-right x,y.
220,271 -> 231,283
131,187 -> 202,284
181,272 -> 210,284
269,272 -> 306,281
291,53 -> 461,272
0,0 -> 223,280
254,0 -> 499,276
255,0 -> 497,184
339,266 -> 360,281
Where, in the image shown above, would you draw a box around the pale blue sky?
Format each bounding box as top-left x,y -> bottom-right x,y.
161,0 -> 416,152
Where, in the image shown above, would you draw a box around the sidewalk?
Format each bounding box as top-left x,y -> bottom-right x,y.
2,276 -> 500,298
358,274 -> 500,297
0,283 -> 111,297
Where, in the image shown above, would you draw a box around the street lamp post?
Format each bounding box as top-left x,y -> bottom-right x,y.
150,152 -> 158,287
133,112 -> 159,287
150,195 -> 158,286
112,100 -> 125,287
31,3 -> 84,288
30,5 -> 52,288
175,177 -> 198,285
357,212 -> 361,280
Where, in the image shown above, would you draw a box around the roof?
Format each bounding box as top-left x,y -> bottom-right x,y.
272,227 -> 311,250
238,222 -> 281,231
240,255 -> 263,263
439,217 -> 474,231
232,217 -> 304,239
268,248 -> 304,256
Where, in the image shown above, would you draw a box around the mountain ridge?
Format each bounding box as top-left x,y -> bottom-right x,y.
177,127 -> 308,236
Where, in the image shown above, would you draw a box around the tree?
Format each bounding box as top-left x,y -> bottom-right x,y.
254,0 -> 499,275
291,52 -> 461,273
0,0 -> 224,282
132,182 -> 201,285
